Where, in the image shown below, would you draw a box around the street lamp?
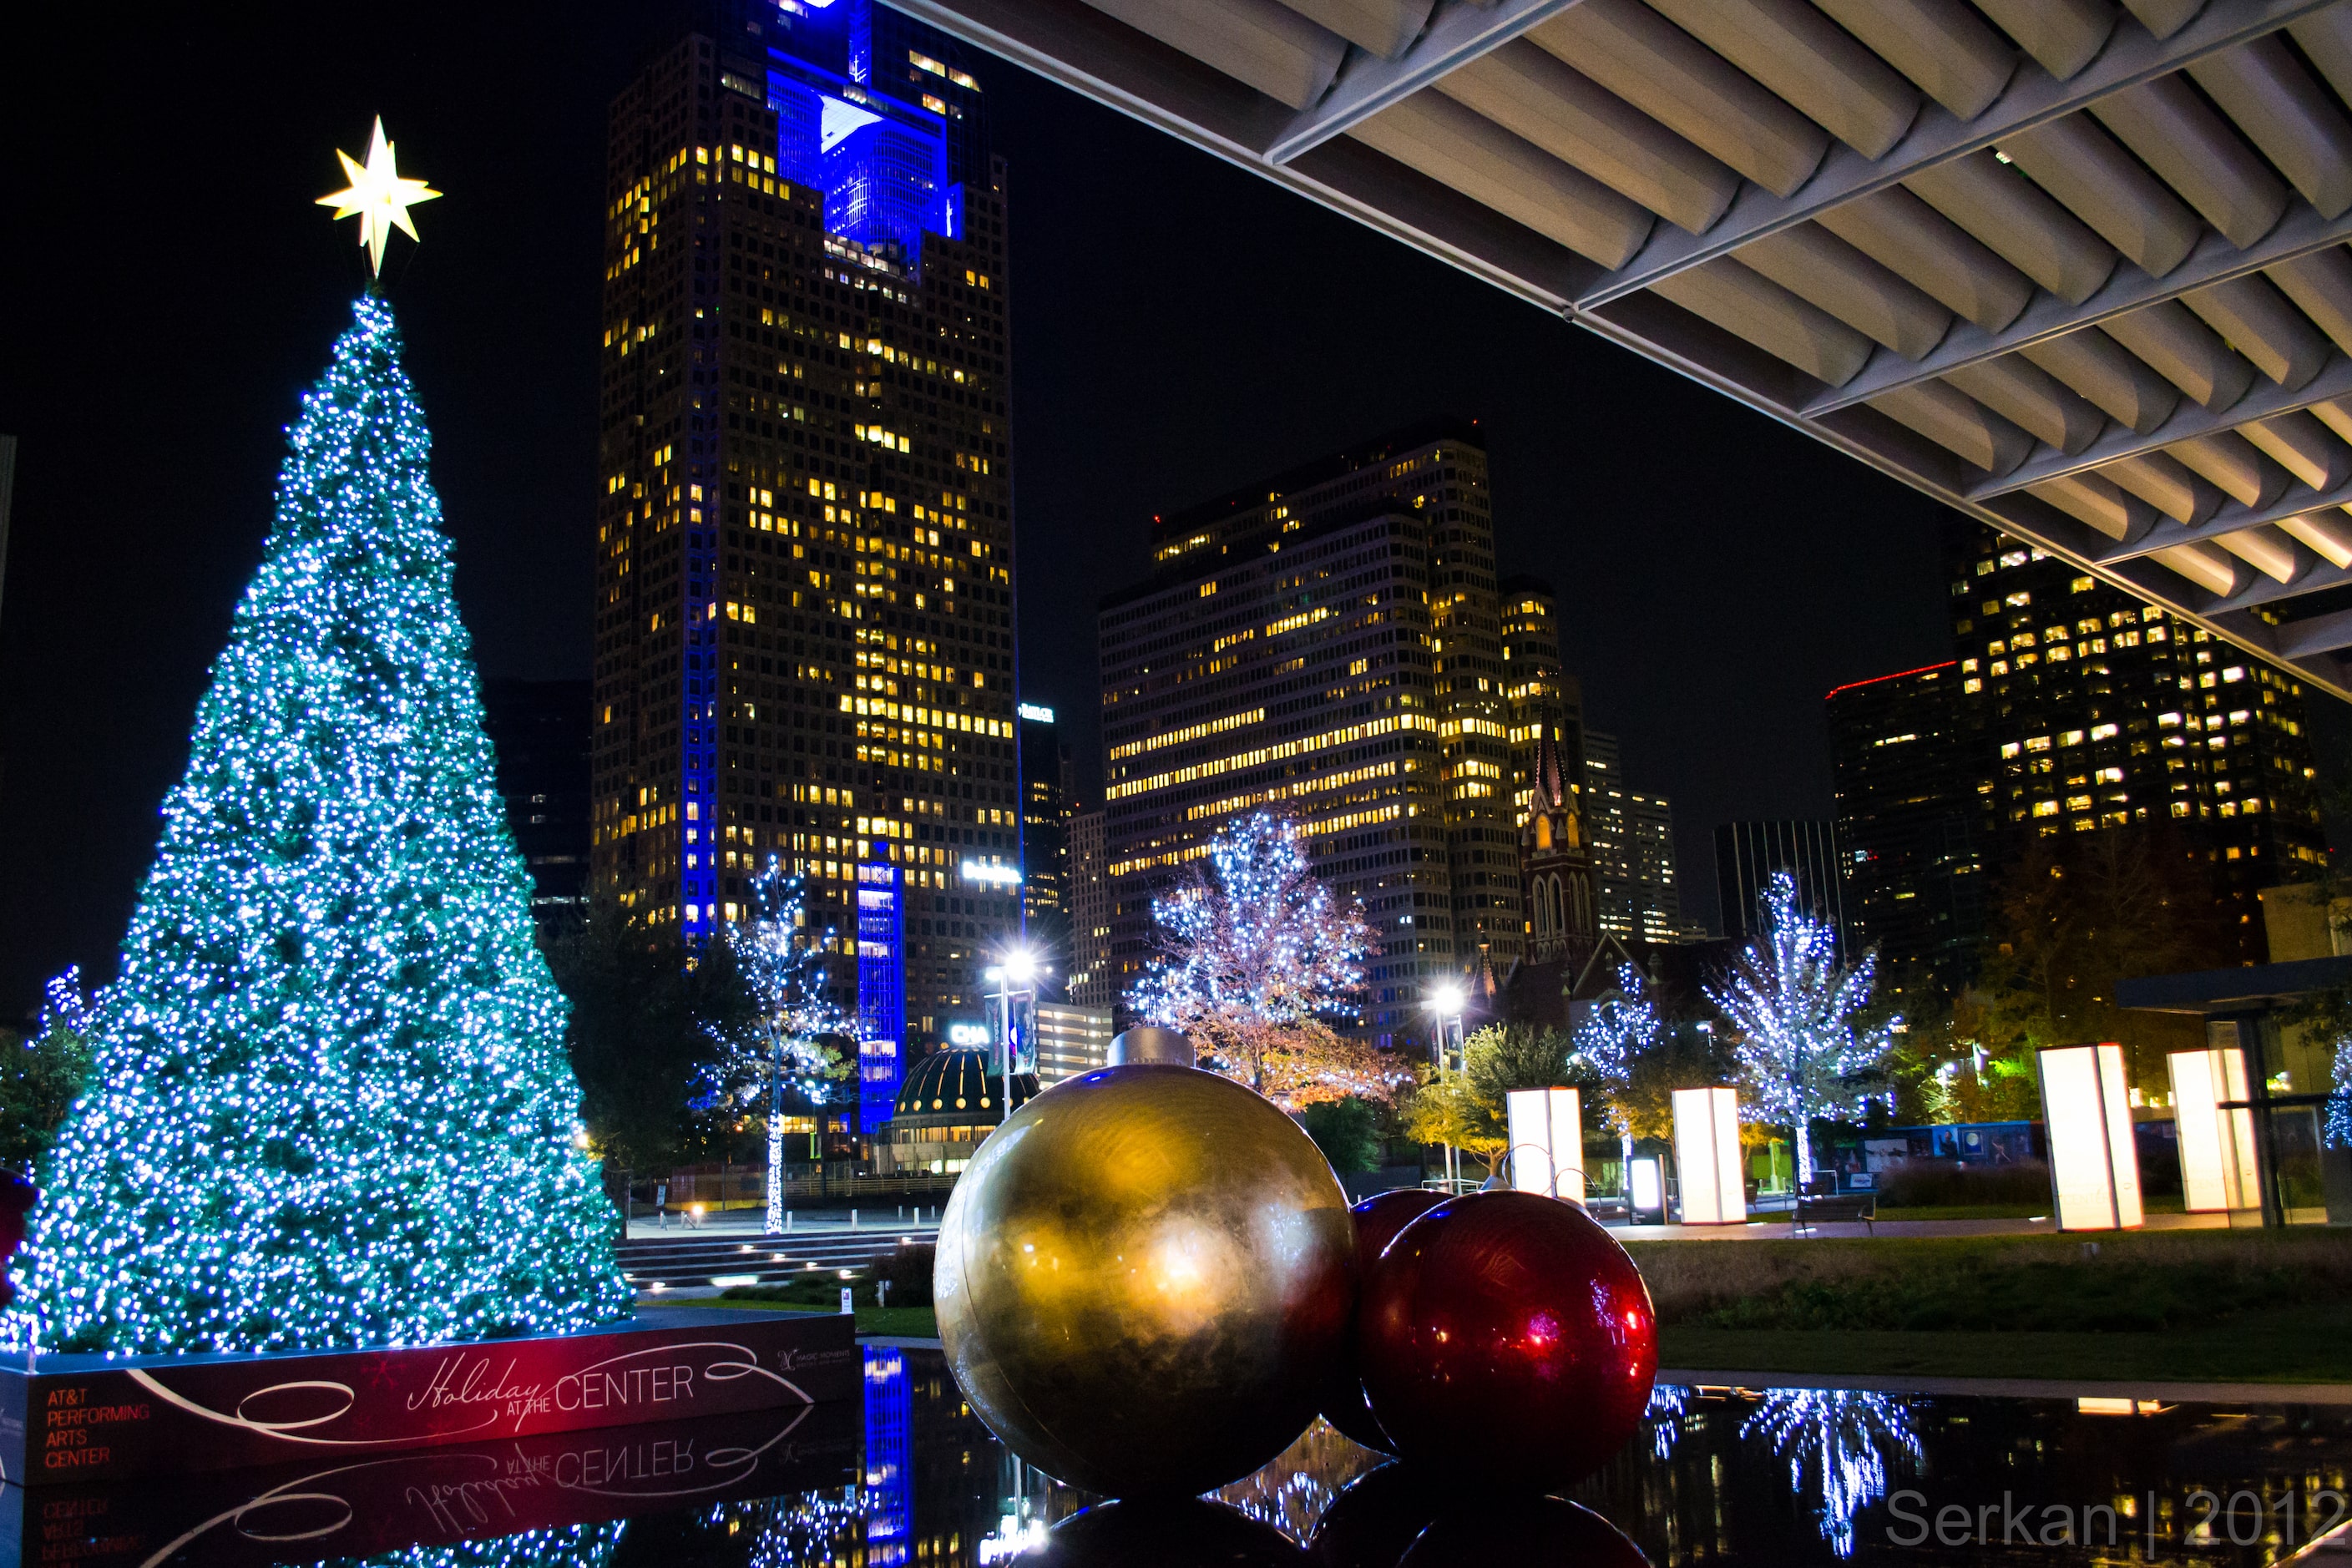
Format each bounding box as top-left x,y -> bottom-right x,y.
1425,981 -> 1469,1192
986,943 -> 1048,1132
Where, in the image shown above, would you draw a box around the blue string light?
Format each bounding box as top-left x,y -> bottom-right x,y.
2,298 -> 631,1355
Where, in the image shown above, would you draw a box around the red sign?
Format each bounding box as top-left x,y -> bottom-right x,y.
0,1309 -> 857,1485
0,1399 -> 856,1567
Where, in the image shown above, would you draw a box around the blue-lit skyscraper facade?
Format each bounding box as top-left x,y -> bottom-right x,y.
862,1344 -> 913,1565
594,0 -> 1024,1053
857,857 -> 906,1119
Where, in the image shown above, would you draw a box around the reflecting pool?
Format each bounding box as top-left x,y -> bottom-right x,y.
11,1346 -> 2352,1565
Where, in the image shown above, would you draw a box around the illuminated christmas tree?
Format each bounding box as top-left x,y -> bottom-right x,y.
1707,871 -> 1897,1190
3,295 -> 631,1354
1129,811 -> 1388,1105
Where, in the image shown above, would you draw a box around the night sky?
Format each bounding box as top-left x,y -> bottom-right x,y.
0,1 -> 1999,1019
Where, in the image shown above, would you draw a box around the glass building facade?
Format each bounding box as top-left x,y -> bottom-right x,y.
1825,661 -> 1987,994
1095,420 -> 1524,1045
592,0 -> 1023,1065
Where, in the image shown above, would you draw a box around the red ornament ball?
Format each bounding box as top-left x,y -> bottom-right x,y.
1321,1188 -> 1448,1452
1357,1191 -> 1657,1490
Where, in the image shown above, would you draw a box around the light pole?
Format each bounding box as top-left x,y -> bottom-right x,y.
985,944 -> 1045,1133
1427,982 -> 1467,1191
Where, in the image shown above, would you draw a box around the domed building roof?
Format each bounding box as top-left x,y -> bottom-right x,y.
891,1049 -> 1039,1126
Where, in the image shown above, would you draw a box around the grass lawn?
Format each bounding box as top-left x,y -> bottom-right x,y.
1635,1227 -> 2352,1384
1660,1302 -> 2352,1383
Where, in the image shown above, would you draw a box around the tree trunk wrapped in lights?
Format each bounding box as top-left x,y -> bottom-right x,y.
2,298 -> 631,1354
711,858 -> 847,1234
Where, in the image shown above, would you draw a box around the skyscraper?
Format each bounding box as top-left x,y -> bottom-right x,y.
1498,577 -> 1582,820
1825,661 -> 1986,989
1096,419 -> 1522,1044
1582,731 -> 1692,944
1065,806 -> 1112,1009
591,0 -> 1024,1086
1499,580 -> 1595,977
480,679 -> 595,942
1017,701 -> 1072,933
1947,522 -> 2329,957
1714,821 -> 1846,949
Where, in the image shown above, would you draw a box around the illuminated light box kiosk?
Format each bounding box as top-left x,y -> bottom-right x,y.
0,166 -> 860,1487
2169,1044 -> 2263,1215
2117,952 -> 2352,1228
1506,1087 -> 1585,1202
2036,1044 -> 2145,1232
1670,1087 -> 1746,1226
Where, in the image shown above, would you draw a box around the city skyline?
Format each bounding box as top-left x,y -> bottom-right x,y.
11,0 -> 2352,1017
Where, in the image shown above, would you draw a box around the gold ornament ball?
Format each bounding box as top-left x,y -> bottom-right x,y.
934,1062 -> 1358,1497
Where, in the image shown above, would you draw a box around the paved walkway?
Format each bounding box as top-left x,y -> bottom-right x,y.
1610,1211 -> 2232,1242
625,1206 -> 943,1242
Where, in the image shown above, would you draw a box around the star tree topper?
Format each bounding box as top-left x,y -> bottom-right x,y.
316,116 -> 441,276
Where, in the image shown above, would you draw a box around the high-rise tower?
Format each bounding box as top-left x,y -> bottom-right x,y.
1017,701 -> 1072,935
1946,521 -> 2329,959
1581,731 -> 1693,943
1714,821 -> 1846,948
1825,661 -> 1987,993
1498,577 -> 1582,821
1499,579 -> 1594,975
1095,419 -> 1522,1044
593,0 -> 1024,1110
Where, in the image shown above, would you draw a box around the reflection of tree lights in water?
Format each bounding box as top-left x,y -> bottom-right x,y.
338,1521 -> 627,1567
701,1489 -> 866,1567
1213,1417 -> 1385,1542
1645,1383 -> 1692,1461
1741,1390 -> 1923,1558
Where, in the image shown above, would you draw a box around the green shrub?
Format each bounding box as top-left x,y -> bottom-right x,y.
873,1242 -> 935,1308
1302,1098 -> 1381,1174
1875,1161 -> 2050,1208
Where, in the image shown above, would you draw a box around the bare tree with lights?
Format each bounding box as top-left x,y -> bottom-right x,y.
1128,812 -> 1391,1106
719,859 -> 849,1234
1569,963 -> 1664,1191
1707,872 -> 1897,1191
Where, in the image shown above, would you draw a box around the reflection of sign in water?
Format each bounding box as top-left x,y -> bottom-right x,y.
863,1347 -> 913,1564
1742,1389 -> 1923,1558
57,1403 -> 852,1565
